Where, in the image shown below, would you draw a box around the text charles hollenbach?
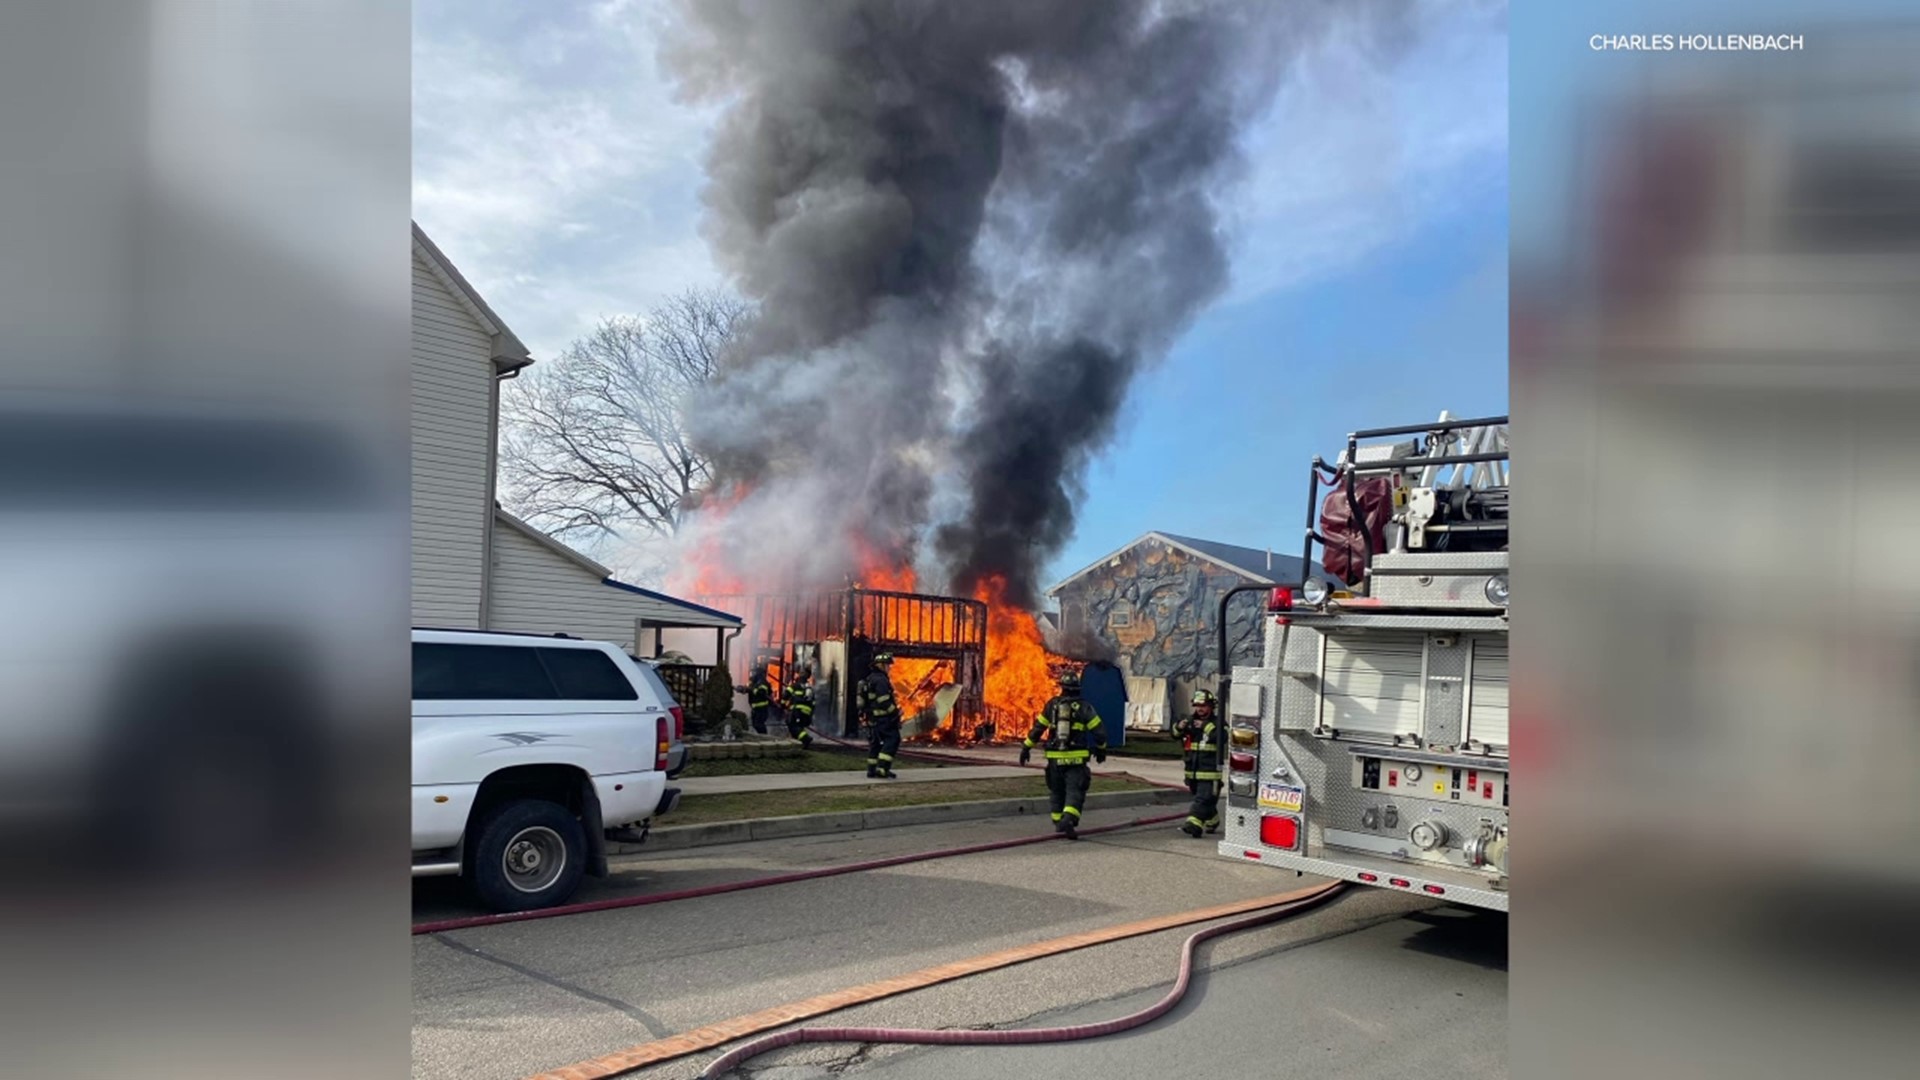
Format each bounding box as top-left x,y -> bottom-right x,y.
1590,33 -> 1805,52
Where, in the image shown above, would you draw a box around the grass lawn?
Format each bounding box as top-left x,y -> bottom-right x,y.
1107,734 -> 1186,760
679,749 -> 933,777
666,774 -> 1163,826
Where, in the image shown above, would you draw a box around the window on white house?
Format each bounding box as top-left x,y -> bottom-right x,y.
1108,601 -> 1132,628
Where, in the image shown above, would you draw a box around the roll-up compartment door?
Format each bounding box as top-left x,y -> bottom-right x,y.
1319,633 -> 1424,738
1467,637 -> 1509,748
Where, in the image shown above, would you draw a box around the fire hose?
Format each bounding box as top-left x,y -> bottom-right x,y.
412,810 -> 1186,935
697,883 -> 1345,1078
522,882 -> 1347,1080
415,725 -> 1199,934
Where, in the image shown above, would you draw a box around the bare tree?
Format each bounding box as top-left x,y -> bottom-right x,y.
499,288 -> 750,547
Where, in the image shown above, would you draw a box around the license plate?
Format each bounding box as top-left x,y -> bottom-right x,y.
1258,784 -> 1304,812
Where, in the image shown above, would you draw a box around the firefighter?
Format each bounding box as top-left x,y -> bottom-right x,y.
783,664 -> 816,748
1019,669 -> 1107,840
746,666 -> 773,735
858,652 -> 901,778
1176,689 -> 1224,837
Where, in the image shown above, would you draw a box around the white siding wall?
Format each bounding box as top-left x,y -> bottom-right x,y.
489,521 -> 727,650
411,251 -> 495,627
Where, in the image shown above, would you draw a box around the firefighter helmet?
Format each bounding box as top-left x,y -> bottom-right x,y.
1058,669 -> 1081,693
873,652 -> 893,666
1192,689 -> 1217,708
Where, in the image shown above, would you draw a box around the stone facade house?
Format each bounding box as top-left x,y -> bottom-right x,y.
1047,532 -> 1323,720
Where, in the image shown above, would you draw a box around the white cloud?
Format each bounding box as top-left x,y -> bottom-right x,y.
411,2 -> 722,358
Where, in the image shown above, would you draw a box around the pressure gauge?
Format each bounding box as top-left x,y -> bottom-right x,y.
1404,764 -> 1423,782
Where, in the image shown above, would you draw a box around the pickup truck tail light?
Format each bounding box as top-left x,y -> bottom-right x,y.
655,717 -> 669,771
669,705 -> 686,742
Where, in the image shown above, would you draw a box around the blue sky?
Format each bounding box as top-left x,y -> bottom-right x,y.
414,0 -> 1510,597
1055,175 -> 1507,588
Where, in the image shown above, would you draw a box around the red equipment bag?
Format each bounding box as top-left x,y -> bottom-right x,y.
1319,476 -> 1394,585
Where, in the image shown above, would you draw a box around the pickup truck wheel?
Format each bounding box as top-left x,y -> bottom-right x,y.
469,799 -> 586,913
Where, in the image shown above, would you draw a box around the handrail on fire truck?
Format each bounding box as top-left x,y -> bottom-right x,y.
1217,411 -> 1510,706
1305,410 -> 1509,599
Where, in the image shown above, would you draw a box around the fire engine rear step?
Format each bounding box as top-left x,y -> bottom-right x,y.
1220,841 -> 1509,911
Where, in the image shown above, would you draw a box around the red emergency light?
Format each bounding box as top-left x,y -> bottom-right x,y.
1228,752 -> 1256,772
1356,872 -> 1379,883
1259,815 -> 1299,850
1266,587 -> 1293,612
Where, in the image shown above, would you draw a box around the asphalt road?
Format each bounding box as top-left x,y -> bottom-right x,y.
413,812 -> 1508,1080
817,906 -> 1509,1080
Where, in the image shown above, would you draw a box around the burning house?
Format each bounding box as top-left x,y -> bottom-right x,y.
689,549 -> 1075,745
696,586 -> 991,742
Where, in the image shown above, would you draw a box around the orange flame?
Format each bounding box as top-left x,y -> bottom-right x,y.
888,657 -> 947,719
970,575 -> 1065,741
849,539 -> 949,719
670,484 -> 754,596
851,535 -> 918,593
673,487 -> 1074,743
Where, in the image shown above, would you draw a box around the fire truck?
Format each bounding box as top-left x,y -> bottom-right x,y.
1216,412 -> 1510,911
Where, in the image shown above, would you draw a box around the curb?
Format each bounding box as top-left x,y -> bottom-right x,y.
612,787 -> 1186,855
684,741 -> 807,761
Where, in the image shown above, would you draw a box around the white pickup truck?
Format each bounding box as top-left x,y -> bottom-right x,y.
411,629 -> 684,912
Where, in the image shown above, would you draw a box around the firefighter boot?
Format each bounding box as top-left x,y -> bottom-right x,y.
1180,819 -> 1204,838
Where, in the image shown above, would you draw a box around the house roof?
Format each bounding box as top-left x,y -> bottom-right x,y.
411,222 -> 533,374
494,509 -> 742,627
1047,531 -> 1324,596
1157,532 -> 1314,582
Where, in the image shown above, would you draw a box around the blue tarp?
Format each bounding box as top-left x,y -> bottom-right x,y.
1078,661 -> 1129,748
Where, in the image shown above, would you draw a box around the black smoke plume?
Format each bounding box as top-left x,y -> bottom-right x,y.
662,0 -> 1394,604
